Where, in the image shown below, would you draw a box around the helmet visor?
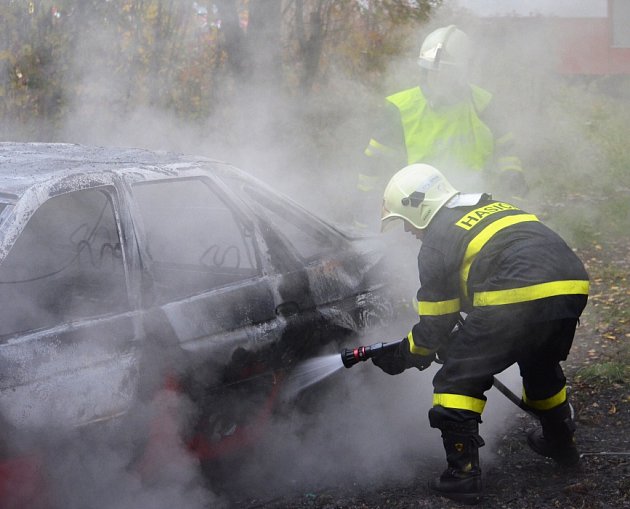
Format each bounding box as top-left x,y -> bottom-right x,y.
380,202 -> 401,232
380,215 -> 402,233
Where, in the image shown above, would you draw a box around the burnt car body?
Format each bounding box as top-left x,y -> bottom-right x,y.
0,142 -> 394,503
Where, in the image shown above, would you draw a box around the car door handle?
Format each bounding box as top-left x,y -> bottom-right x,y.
275,301 -> 299,316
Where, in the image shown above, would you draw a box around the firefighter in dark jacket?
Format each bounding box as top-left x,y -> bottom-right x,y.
356,25 -> 525,228
372,163 -> 589,505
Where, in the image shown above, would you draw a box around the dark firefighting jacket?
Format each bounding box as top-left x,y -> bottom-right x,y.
407,195 -> 589,356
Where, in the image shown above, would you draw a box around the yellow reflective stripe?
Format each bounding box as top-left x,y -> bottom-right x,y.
357,173 -> 380,192
369,139 -> 389,151
523,386 -> 567,411
474,280 -> 589,306
418,298 -> 461,316
407,331 -> 435,356
495,132 -> 515,146
364,138 -> 396,158
497,155 -> 523,172
433,393 -> 486,414
497,155 -> 521,165
460,214 -> 539,300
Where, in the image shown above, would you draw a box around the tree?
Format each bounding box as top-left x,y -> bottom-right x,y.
0,0 -> 438,138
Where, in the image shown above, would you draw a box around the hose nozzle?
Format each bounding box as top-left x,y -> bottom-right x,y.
340,340 -> 402,368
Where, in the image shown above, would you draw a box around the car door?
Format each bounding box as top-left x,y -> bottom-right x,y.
126,173 -> 314,456
228,180 -> 369,342
206,173 -> 382,380
126,175 -> 283,372
0,185 -> 140,431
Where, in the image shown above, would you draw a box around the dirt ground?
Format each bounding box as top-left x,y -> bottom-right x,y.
223,242 -> 630,509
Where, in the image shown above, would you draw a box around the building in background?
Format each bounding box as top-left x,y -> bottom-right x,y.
458,0 -> 630,76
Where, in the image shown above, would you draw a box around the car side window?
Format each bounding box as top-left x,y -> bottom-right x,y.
0,188 -> 128,338
241,185 -> 338,261
131,178 -> 260,301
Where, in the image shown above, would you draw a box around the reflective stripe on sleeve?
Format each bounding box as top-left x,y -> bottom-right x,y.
357,173 -> 380,192
495,132 -> 515,146
407,331 -> 434,356
418,298 -> 461,316
497,155 -> 523,173
433,393 -> 486,414
364,138 -> 396,158
460,214 -> 539,300
473,280 -> 589,306
523,386 -> 567,411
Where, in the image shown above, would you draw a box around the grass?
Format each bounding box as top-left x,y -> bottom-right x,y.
525,81 -> 630,248
531,83 -> 630,384
575,361 -> 629,386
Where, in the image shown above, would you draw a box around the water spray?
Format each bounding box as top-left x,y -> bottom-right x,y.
281,340 -> 404,400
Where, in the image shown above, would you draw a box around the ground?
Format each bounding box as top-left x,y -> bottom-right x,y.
224,240 -> 630,509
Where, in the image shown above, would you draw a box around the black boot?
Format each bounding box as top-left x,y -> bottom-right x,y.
428,414 -> 484,505
527,400 -> 579,467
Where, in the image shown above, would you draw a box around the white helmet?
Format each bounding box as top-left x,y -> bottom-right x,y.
418,25 -> 470,71
381,164 -> 458,230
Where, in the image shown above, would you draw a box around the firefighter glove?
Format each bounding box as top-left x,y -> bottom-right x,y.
371,345 -> 406,375
400,336 -> 435,371
372,337 -> 434,375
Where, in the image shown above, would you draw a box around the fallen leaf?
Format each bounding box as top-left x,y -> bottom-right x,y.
564,482 -> 589,494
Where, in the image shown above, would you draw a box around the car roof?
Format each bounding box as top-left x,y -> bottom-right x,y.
0,142 -> 227,198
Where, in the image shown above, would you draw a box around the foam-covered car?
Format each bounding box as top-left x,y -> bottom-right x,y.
0,142 -> 394,505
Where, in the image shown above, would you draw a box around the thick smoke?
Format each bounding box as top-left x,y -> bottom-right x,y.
39,392 -> 220,509
1,0 -> 625,506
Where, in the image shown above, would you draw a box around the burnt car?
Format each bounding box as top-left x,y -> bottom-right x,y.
0,142 -> 395,504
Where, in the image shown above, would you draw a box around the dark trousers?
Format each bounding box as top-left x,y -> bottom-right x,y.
433,312 -> 579,417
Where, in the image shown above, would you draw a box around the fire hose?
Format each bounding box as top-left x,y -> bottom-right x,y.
337,341 -> 630,458
340,338 -> 538,417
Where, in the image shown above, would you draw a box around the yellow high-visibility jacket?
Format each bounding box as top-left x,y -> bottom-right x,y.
359,85 -> 522,194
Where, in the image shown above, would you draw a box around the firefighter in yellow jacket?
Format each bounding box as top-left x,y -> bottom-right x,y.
372,164 -> 589,505
357,25 -> 525,228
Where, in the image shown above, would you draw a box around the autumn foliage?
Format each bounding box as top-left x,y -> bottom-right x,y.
0,0 -> 435,138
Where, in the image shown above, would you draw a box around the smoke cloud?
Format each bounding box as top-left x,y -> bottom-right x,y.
1,0 -> 627,506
